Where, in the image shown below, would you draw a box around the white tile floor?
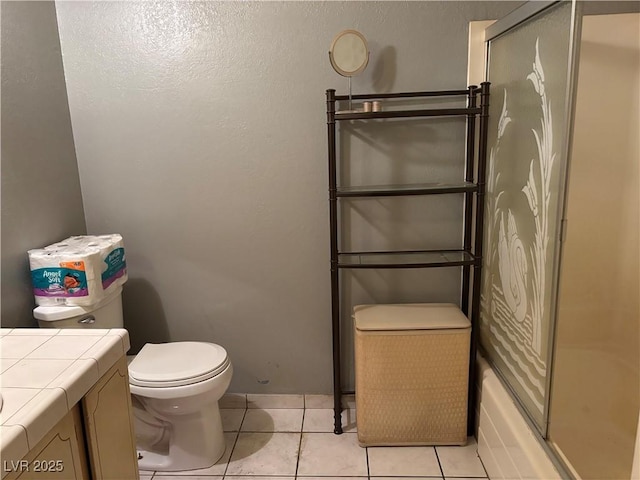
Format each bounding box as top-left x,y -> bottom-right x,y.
140,408 -> 488,480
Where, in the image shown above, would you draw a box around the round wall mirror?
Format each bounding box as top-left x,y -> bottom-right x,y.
329,30 -> 369,77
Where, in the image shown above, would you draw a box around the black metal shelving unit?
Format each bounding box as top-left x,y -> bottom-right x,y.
326,83 -> 490,435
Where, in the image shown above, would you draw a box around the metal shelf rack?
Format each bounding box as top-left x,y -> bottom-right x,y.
326,83 -> 490,435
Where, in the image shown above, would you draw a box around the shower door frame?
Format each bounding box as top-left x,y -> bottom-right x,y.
481,0 -> 583,438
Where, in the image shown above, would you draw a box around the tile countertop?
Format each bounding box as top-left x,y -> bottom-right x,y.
0,328 -> 130,469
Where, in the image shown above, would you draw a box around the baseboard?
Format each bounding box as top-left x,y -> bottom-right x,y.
220,393 -> 355,409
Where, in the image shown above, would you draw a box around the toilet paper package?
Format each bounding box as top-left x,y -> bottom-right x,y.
46,234 -> 128,290
94,234 -> 128,290
29,234 -> 127,306
29,247 -> 103,306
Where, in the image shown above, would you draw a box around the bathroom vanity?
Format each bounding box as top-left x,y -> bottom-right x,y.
0,329 -> 139,479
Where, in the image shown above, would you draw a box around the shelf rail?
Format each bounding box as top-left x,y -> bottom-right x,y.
335,108 -> 481,121
336,182 -> 478,198
334,89 -> 473,101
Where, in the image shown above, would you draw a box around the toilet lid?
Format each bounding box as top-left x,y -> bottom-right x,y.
128,342 -> 230,388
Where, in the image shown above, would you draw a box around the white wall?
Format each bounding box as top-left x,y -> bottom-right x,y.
55,1 -> 520,393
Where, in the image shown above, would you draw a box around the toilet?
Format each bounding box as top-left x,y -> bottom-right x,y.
33,286 -> 233,472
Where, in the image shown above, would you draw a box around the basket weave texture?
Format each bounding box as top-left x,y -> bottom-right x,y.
355,328 -> 469,446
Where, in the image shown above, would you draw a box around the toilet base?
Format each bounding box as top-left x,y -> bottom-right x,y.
135,401 -> 226,471
137,444 -> 225,472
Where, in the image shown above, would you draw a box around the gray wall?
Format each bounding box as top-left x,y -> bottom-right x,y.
55,1 -> 519,393
1,1 -> 86,328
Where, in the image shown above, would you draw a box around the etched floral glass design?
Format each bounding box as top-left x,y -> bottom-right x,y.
480,2 -> 574,429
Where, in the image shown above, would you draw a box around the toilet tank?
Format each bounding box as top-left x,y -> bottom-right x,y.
35,286 -> 124,329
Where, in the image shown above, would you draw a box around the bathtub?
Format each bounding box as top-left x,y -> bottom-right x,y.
476,355 -> 562,480
476,351 -> 640,480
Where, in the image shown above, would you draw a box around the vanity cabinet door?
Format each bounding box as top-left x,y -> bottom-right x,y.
6,406 -> 89,480
82,356 -> 139,480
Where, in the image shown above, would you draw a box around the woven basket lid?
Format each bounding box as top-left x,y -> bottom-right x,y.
353,303 -> 470,331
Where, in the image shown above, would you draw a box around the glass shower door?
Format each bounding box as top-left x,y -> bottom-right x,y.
479,1 -> 580,431
548,12 -> 640,479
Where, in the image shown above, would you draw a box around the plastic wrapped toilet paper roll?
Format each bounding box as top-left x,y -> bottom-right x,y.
44,234 -> 127,290
29,234 -> 128,306
28,246 -> 105,306
95,234 -> 128,292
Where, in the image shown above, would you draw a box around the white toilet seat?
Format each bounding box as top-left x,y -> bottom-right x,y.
129,341 -> 230,388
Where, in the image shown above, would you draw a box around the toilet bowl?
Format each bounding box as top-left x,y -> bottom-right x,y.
128,341 -> 233,471
34,286 -> 233,472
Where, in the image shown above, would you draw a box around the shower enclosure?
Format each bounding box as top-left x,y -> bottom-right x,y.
479,1 -> 639,478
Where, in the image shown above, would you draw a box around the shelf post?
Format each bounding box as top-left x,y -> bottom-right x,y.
326,89 -> 343,435
461,85 -> 478,317
468,81 -> 490,435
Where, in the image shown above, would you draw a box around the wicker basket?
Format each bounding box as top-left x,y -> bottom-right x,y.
354,303 -> 470,446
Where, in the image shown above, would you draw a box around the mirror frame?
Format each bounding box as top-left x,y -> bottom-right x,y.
329,29 -> 370,77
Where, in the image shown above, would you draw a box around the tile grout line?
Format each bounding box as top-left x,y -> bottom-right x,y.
434,446 -> 445,480
23,333 -> 58,359
294,408 -> 306,478
365,445 -> 371,480
474,440 -> 490,479
223,407 -> 248,478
